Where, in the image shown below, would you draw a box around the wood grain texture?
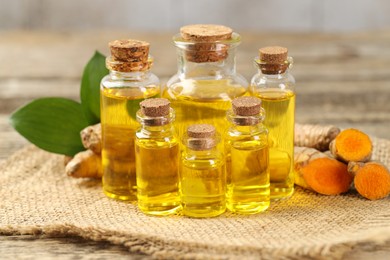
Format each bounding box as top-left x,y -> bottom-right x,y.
1,0 -> 390,32
0,30 -> 389,258
0,236 -> 149,259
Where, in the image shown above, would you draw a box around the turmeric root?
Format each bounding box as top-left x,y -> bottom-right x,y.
294,147 -> 328,190
295,123 -> 340,152
348,161 -> 390,200
65,150 -> 103,178
330,128 -> 372,163
80,123 -> 102,154
294,147 -> 353,195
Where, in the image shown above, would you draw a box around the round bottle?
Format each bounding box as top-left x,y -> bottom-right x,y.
164,24 -> 248,139
101,39 -> 160,200
180,124 -> 226,218
249,46 -> 295,200
135,98 -> 180,215
225,97 -> 270,214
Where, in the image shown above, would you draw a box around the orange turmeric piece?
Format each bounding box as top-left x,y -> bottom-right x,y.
294,147 -> 327,190
330,128 -> 372,163
348,161 -> 390,200
65,150 -> 103,178
294,147 -> 353,195
295,123 -> 340,152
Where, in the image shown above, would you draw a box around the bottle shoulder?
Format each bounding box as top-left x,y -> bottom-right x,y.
181,150 -> 225,168
225,123 -> 267,145
101,72 -> 160,89
226,133 -> 269,141
250,72 -> 295,88
135,132 -> 179,149
167,73 -> 248,87
164,77 -> 248,100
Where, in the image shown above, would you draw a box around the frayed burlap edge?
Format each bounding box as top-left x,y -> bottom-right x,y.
1,224 -> 390,260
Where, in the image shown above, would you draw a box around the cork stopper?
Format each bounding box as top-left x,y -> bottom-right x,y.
229,97 -> 263,126
232,97 -> 262,116
109,39 -> 149,62
186,124 -> 217,150
107,39 -> 150,72
180,24 -> 233,63
259,46 -> 288,64
187,124 -> 216,138
140,98 -> 170,117
180,24 -> 233,42
258,46 -> 289,74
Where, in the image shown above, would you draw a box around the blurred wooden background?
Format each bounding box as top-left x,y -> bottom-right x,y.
1,0 -> 390,32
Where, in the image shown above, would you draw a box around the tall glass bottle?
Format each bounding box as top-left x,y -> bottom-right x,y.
250,46 -> 295,200
180,124 -> 226,218
164,24 -> 248,140
100,39 -> 160,200
135,98 -> 180,215
225,97 -> 270,214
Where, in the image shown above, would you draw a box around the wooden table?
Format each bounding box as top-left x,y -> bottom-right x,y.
1,30 -> 389,259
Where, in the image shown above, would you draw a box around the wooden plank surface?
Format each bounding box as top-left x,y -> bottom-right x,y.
2,0 -> 390,32
0,30 -> 389,259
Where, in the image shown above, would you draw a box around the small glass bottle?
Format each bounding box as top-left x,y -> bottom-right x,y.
135,98 -> 181,216
225,96 -> 270,214
250,46 -> 295,200
164,24 -> 248,140
180,124 -> 226,218
101,39 -> 160,200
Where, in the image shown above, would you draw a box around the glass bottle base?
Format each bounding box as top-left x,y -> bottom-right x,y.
227,201 -> 270,214
138,199 -> 181,216
138,203 -> 181,216
103,189 -> 136,201
182,204 -> 226,218
270,185 -> 294,201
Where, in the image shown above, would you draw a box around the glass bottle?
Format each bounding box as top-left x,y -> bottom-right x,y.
225,97 -> 270,214
135,98 -> 180,215
100,39 -> 160,200
164,24 -> 248,140
250,46 -> 295,200
180,124 -> 226,218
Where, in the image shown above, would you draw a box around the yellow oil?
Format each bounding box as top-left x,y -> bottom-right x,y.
163,79 -> 247,139
180,152 -> 226,218
253,89 -> 295,200
135,140 -> 181,216
100,87 -> 159,200
226,139 -> 270,214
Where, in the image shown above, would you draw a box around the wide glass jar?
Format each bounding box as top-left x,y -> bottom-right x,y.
164,24 -> 248,140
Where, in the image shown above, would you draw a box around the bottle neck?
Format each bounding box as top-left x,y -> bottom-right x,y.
139,123 -> 174,137
184,146 -> 219,158
106,55 -> 153,81
175,44 -> 238,79
254,56 -> 293,77
229,124 -> 265,135
227,109 -> 266,131
137,109 -> 175,137
256,70 -> 290,80
109,70 -> 151,81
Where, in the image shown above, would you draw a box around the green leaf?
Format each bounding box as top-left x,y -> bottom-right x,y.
126,94 -> 161,119
80,51 -> 108,124
10,98 -> 90,156
126,98 -> 144,120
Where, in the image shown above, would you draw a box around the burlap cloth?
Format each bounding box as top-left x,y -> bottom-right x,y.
1,137 -> 390,259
